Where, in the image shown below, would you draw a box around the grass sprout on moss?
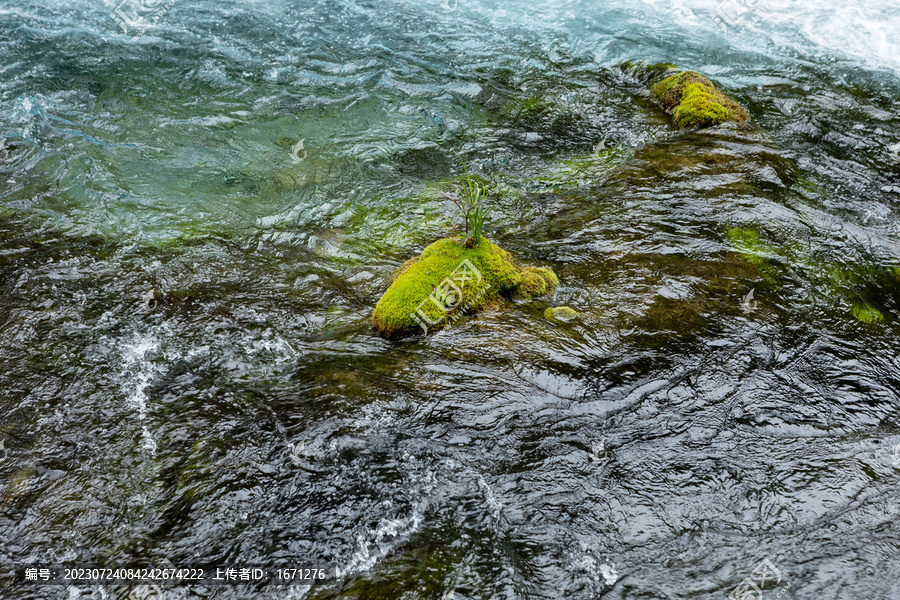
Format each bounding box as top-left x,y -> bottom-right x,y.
440,171 -> 492,247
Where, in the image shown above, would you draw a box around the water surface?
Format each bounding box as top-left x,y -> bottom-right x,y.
2,1 -> 900,599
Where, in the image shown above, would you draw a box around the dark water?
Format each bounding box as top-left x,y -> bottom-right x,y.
2,0 -> 900,598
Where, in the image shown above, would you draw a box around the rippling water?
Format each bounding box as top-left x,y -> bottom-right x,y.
2,1 -> 900,599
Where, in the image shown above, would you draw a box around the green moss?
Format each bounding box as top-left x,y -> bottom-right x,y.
513,266 -> 559,300
515,269 -> 548,299
852,303 -> 884,324
545,306 -> 577,322
651,70 -> 749,129
533,266 -> 558,289
372,237 -> 557,338
725,227 -> 778,280
651,70 -> 721,112
725,227 -> 764,250
673,83 -> 732,128
520,98 -> 550,117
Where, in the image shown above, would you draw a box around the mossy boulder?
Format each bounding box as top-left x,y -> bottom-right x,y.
533,266 -> 558,289
373,237 -> 557,338
651,70 -> 749,129
513,266 -> 558,300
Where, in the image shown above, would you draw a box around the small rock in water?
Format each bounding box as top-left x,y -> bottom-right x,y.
591,440 -> 607,463
739,288 -> 758,313
372,237 -> 557,338
143,290 -> 161,312
649,68 -> 749,129
599,563 -> 618,585
880,185 -> 900,194
545,306 -> 578,322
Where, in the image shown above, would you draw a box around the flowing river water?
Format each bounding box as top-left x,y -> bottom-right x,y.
2,0 -> 900,598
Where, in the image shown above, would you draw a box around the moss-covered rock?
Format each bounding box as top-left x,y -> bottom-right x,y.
516,269 -> 547,298
513,266 -> 559,300
651,70 -> 749,129
373,237 -> 557,338
545,306 -> 577,322
533,266 -> 558,289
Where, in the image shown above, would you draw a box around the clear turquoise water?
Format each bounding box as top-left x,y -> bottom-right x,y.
2,1 -> 900,599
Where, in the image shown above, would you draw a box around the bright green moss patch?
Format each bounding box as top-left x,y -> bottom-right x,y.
673,83 -> 732,128
652,71 -> 709,110
518,98 -> 552,119
852,303 -> 884,324
651,70 -> 749,129
725,227 -> 765,251
373,237 -> 557,338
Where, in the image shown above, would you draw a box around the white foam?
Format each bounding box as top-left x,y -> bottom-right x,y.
635,0 -> 900,76
118,333 -> 165,455
477,474 -> 504,519
336,505 -> 425,577
599,562 -> 619,585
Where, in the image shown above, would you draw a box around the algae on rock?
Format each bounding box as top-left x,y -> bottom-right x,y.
725,227 -> 781,282
545,306 -> 577,322
373,237 -> 557,338
852,303 -> 884,324
651,70 -> 749,129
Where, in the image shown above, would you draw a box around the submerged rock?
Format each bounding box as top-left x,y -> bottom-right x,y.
650,70 -> 749,129
372,237 -> 557,338
725,227 -> 780,281
852,303 -> 884,324
545,306 -> 577,322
